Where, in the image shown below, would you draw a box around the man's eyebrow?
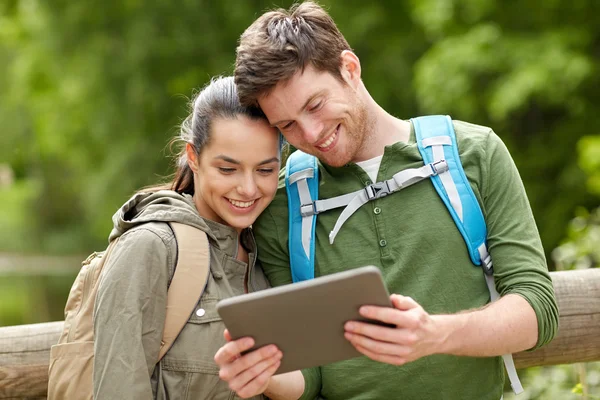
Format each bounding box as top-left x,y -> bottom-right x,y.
270,89 -> 327,127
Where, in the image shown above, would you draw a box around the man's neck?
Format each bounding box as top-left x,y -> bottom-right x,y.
353,101 -> 411,162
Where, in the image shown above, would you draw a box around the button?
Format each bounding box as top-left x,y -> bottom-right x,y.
379,239 -> 387,247
365,180 -> 372,185
196,308 -> 206,317
373,207 -> 381,215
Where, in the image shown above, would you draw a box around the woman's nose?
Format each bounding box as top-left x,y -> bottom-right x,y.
237,174 -> 258,198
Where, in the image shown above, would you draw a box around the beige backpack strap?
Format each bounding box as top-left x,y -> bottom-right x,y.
158,222 -> 210,361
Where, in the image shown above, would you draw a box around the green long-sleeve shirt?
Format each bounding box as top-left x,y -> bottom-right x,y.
253,119 -> 558,400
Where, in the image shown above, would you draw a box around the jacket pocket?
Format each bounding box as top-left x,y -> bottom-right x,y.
48,341 -> 94,400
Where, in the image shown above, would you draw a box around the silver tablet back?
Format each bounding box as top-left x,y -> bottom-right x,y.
216,266 -> 392,374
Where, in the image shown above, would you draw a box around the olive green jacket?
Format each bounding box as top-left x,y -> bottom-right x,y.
93,190 -> 270,400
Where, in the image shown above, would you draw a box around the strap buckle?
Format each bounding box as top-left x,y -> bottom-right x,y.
430,160 -> 448,176
300,203 -> 316,217
364,181 -> 391,200
481,253 -> 494,275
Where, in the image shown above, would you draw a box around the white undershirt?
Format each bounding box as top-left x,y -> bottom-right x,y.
355,155 -> 383,183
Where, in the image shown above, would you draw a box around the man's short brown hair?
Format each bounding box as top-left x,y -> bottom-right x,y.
235,1 -> 351,107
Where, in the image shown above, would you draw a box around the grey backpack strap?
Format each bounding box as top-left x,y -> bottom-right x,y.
478,246 -> 524,394
158,222 -> 210,361
327,161 -> 448,244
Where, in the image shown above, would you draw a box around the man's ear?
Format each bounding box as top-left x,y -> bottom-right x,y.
185,142 -> 199,173
339,50 -> 361,88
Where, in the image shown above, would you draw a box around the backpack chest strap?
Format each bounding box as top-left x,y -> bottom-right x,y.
298,160 -> 448,244
330,160 -> 449,243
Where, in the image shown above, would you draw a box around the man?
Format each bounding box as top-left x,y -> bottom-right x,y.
214,2 -> 559,399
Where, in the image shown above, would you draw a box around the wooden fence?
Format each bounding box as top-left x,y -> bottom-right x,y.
1,268 -> 599,399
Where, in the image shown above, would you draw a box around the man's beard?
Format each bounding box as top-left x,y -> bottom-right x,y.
325,96 -> 371,167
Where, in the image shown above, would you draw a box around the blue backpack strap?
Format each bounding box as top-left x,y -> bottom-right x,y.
285,150 -> 319,282
413,115 -> 524,394
412,115 -> 489,272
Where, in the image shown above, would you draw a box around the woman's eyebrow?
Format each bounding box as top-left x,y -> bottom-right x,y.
215,155 -> 240,164
215,155 -> 280,165
258,157 -> 280,165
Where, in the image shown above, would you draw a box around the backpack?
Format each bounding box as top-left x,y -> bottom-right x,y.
284,115 -> 523,394
47,222 -> 210,400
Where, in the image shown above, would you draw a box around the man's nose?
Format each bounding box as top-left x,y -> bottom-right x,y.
298,117 -> 324,144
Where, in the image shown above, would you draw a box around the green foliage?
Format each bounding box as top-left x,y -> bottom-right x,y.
0,272 -> 76,326
0,180 -> 39,252
579,136 -> 600,197
503,363 -> 600,399
1,4 -> 599,398
537,104 -> 600,399
1,0 -> 291,252
553,207 -> 600,270
553,131 -> 600,270
573,381 -> 600,399
2,0 -> 598,260
411,0 -> 600,259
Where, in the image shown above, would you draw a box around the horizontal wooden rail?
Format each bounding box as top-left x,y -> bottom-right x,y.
0,253 -> 85,275
0,269 -> 599,398
513,269 -> 600,368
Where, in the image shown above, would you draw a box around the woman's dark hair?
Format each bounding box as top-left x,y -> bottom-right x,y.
147,76 -> 268,194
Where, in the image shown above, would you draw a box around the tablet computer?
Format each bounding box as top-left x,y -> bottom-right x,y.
216,265 -> 392,374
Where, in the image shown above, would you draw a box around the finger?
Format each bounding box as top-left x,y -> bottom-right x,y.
391,294 -> 419,310
358,306 -> 406,326
214,337 -> 255,365
344,321 -> 396,341
345,321 -> 417,345
359,300 -> 423,328
219,344 -> 279,380
353,343 -> 408,366
229,352 -> 282,396
224,329 -> 232,342
236,361 -> 281,399
344,331 -> 410,357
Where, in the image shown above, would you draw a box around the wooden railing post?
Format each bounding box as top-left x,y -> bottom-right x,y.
0,321 -> 64,399
513,269 -> 600,368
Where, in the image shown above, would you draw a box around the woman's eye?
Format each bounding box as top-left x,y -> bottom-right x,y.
218,167 -> 236,173
258,168 -> 274,174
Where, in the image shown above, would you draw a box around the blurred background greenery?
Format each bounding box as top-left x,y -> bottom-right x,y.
0,0 -> 599,397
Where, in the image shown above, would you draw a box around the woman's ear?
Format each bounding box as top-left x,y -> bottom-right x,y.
339,50 -> 362,89
185,142 -> 199,173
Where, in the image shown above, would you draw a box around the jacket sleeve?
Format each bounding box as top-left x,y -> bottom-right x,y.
482,130 -> 559,350
93,227 -> 172,399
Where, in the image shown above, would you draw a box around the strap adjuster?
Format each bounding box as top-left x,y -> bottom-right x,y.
300,203 -> 316,217
364,181 -> 391,200
481,254 -> 494,275
430,160 -> 448,176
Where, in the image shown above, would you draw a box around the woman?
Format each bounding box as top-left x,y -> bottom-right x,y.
93,76 -> 281,399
